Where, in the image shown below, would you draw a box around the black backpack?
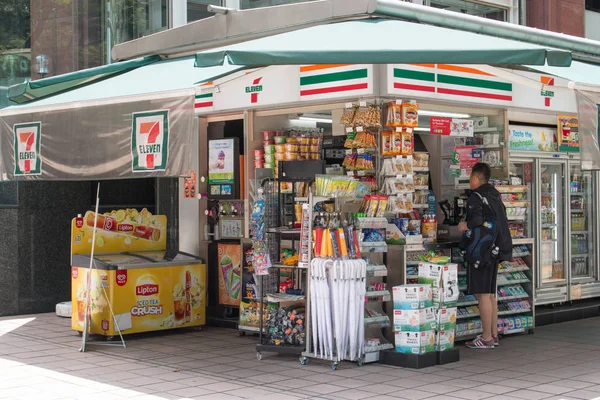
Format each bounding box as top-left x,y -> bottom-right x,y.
459,192 -> 506,268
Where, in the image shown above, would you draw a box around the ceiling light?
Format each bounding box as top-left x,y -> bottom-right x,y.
298,116 -> 333,124
418,110 -> 471,118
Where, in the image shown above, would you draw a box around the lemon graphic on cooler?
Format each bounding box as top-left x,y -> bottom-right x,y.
96,237 -> 105,247
115,210 -> 126,223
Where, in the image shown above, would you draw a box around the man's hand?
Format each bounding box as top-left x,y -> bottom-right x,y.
458,222 -> 469,233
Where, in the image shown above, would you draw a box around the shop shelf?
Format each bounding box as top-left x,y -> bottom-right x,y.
498,309 -> 531,316
364,315 -> 391,326
356,217 -> 388,229
542,223 -> 557,229
571,254 -> 589,258
414,186 -> 429,191
266,227 -> 302,235
459,285 -> 468,291
359,242 -> 388,253
474,127 -> 500,133
457,313 -> 480,320
571,231 -> 589,235
413,167 -> 429,172
364,343 -> 394,353
456,329 -> 483,340
458,271 -> 467,276
570,192 -> 586,196
496,186 -> 528,194
498,293 -> 530,301
507,215 -> 527,221
497,279 -> 530,285
503,201 -> 531,207
265,293 -> 306,302
457,300 -> 479,307
270,263 -> 307,270
501,328 -> 527,335
512,252 -> 530,258
366,265 -> 388,277
413,204 -> 429,209
498,266 -> 530,273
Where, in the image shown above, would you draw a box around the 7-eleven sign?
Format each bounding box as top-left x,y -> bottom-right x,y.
13,122 -> 42,176
131,110 -> 169,172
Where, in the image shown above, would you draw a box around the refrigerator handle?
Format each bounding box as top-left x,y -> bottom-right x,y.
534,159 -> 542,290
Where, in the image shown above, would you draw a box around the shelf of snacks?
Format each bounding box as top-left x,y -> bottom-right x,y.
257,129 -> 324,177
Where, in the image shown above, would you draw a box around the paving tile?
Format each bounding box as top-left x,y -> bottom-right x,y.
302,383 -> 349,395
493,378 -> 540,389
387,388 -> 438,399
528,383 -> 578,395
508,389 -> 554,399
168,386 -> 216,397
329,388 -> 392,400
439,388 -> 496,400
475,384 -> 518,395
563,389 -> 600,399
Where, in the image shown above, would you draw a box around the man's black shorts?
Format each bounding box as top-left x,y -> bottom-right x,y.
467,260 -> 498,295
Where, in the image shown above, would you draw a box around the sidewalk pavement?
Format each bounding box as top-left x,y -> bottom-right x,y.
0,313 -> 600,400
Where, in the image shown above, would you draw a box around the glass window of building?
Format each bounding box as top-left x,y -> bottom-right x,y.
240,0 -> 318,10
187,0 -> 222,23
112,0 -> 169,46
427,0 -> 508,21
0,0 -> 31,108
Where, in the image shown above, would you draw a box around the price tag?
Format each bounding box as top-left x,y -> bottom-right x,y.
346,127 -> 353,133
396,127 -> 402,132
347,171 -> 354,176
410,100 -> 417,104
357,148 -> 365,154
356,126 -> 364,132
359,101 -> 367,107
358,171 -> 367,176
345,102 -> 353,109
396,99 -> 403,105
345,149 -> 353,155
405,127 -> 414,134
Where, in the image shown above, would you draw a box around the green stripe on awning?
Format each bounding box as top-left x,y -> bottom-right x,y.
300,69 -> 368,86
195,93 -> 214,99
394,68 -> 435,82
437,74 -> 512,91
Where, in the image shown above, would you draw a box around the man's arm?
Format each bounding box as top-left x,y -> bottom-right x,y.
466,193 -> 484,230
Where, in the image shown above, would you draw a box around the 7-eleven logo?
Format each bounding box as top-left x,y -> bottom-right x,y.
131,110 -> 169,172
13,122 -> 42,176
540,76 -> 555,107
245,77 -> 263,103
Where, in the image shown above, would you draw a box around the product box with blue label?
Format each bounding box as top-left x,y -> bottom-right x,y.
393,307 -> 437,332
393,284 -> 433,310
436,330 -> 456,352
395,330 -> 436,355
436,307 -> 457,331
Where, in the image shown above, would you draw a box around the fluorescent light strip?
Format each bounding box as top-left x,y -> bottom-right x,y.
414,127 -> 430,132
298,116 -> 333,124
419,110 -> 471,118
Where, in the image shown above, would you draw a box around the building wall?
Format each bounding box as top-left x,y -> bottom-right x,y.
526,0 -> 585,37
585,9 -> 600,40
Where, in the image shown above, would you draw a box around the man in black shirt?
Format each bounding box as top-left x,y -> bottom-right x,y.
458,163 -> 512,349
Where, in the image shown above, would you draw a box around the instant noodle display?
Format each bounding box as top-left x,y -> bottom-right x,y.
259,129 -> 324,178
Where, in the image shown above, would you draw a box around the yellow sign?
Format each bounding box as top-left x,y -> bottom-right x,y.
71,263 -> 206,335
71,209 -> 167,254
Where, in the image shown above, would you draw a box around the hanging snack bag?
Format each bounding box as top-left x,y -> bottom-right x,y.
402,101 -> 419,128
366,195 -> 380,218
404,174 -> 414,192
392,130 -> 403,155
387,101 -> 403,127
382,132 -> 393,156
403,156 -> 414,174
365,104 -> 382,128
339,106 -> 356,126
401,130 -> 414,155
413,152 -> 430,168
376,196 -> 389,217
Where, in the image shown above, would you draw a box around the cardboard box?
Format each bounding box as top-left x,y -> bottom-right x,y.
441,264 -> 459,305
419,263 -> 459,308
393,284 -> 433,310
436,330 -> 455,352
437,307 -> 457,331
393,307 -> 437,332
418,263 -> 443,288
395,330 -> 436,355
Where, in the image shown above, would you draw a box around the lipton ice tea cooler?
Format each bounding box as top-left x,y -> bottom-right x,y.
71,209 -> 207,337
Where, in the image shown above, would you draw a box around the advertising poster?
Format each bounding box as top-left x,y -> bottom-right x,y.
71,264 -> 206,335
557,115 -> 580,153
430,117 -> 474,137
208,139 -> 235,185
509,125 -> 557,152
217,243 -> 242,306
184,170 -> 197,199
71,209 -> 167,254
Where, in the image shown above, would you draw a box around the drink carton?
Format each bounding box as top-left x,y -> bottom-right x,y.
393,284 -> 433,310
437,307 -> 457,331
393,307 -> 437,332
418,263 -> 443,288
395,330 -> 436,354
436,330 -> 455,352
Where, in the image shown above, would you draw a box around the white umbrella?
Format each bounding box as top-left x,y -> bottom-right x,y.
310,259 -> 319,356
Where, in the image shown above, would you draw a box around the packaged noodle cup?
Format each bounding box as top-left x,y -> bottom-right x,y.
274,152 -> 285,161
253,150 -> 265,160
285,144 -> 298,152
274,144 -> 285,153
264,144 -> 276,154
310,145 -> 320,153
274,136 -> 287,144
311,137 -> 321,145
264,153 -> 275,163
265,162 -> 275,169
261,131 -> 275,141
285,152 -> 299,160
286,137 -> 298,145
299,136 -> 310,145
299,145 -> 310,153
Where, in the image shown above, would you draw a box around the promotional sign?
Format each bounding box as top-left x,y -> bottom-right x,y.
208,139 -> 235,196
71,209 -> 167,254
131,110 -> 170,172
217,243 -> 242,306
13,121 -> 42,176
430,117 -> 474,137
71,263 -> 206,335
557,115 -> 580,153
509,125 -> 557,152
183,170 -> 197,199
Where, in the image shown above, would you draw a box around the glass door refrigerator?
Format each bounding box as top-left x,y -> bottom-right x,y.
535,159 -> 569,305
567,160 -> 600,299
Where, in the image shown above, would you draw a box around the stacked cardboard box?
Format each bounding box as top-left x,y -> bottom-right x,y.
392,284 -> 436,355
418,263 -> 459,352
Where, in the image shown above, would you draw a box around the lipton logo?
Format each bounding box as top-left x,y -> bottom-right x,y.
136,284 -> 159,296
116,270 -> 128,286
131,110 -> 169,172
72,268 -> 78,279
245,77 -> 263,103
13,122 -> 42,176
118,224 -> 134,232
541,76 -> 555,107
75,217 -> 84,228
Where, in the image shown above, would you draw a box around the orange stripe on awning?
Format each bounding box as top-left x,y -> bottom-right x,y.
201,81 -> 213,86
300,64 -> 350,73
438,64 -> 495,77
411,64 -> 436,69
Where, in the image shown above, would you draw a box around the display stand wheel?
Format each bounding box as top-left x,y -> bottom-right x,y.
256,352 -> 262,361
106,336 -> 115,342
331,362 -> 339,371
239,331 -> 246,337
299,356 -> 308,366
528,329 -> 534,335
356,358 -> 364,367
77,331 -> 83,337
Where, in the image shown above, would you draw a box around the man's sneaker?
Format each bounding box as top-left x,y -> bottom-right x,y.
492,335 -> 499,346
466,335 -> 494,349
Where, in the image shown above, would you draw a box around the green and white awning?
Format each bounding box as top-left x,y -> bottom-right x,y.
194,19 -> 572,68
